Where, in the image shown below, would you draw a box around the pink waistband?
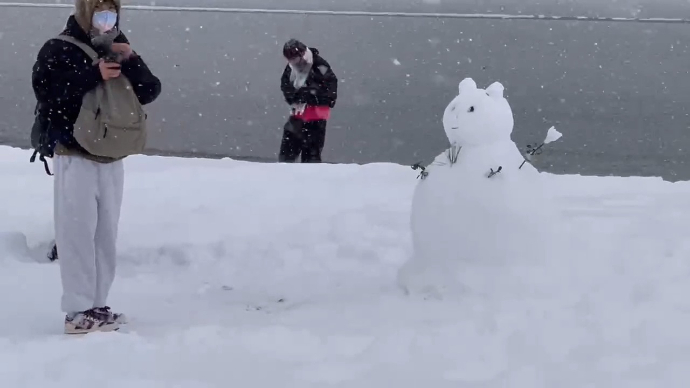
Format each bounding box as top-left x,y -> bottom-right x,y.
293,106 -> 331,122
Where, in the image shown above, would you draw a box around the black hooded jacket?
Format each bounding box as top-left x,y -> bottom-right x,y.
31,15 -> 161,154
280,48 -> 338,109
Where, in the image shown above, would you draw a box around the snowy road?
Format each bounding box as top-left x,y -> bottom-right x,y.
0,1 -> 689,179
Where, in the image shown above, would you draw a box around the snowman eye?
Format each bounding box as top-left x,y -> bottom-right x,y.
450,106 -> 456,112
468,106 -> 475,112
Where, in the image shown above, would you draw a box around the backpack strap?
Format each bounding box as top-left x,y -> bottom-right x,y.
53,35 -> 100,65
29,36 -> 98,176
29,151 -> 53,176
53,35 -> 107,112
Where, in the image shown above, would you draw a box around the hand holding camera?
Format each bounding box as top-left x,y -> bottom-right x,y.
92,29 -> 134,81
111,43 -> 133,60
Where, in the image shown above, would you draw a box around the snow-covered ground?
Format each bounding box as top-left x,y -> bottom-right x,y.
2,144 -> 690,387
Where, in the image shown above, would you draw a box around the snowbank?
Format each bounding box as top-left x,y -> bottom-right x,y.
2,145 -> 690,387
0,145 -> 414,297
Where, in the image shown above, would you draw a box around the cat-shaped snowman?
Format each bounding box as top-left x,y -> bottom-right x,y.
398,78 -> 558,298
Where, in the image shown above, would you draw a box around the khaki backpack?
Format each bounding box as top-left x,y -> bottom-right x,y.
54,35 -> 147,159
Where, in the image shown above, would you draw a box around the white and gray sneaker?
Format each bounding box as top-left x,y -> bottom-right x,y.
64,308 -> 119,335
95,306 -> 128,325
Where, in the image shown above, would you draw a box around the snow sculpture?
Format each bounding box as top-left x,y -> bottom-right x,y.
398,78 -> 562,298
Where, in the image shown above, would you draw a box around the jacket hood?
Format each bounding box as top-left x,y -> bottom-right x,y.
74,0 -> 121,32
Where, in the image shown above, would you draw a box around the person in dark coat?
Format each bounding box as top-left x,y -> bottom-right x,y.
32,1 -> 160,159
31,0 -> 161,334
279,39 -> 338,163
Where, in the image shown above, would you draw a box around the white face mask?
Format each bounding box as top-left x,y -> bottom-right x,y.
92,10 -> 118,33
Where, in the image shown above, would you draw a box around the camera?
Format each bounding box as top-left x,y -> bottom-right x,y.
91,28 -> 121,63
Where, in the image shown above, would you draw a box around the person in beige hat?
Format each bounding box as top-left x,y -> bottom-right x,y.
31,0 -> 161,334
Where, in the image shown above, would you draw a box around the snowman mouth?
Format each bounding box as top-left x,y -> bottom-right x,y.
451,127 -> 459,129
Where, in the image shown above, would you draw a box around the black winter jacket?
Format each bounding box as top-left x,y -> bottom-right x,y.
31,15 -> 161,155
280,48 -> 338,109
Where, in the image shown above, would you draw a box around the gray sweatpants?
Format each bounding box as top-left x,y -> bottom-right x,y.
53,154 -> 124,314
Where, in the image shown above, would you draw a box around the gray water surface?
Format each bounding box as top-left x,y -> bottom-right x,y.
0,2 -> 689,180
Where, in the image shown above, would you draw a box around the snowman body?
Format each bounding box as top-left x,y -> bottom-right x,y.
398,78 -> 555,297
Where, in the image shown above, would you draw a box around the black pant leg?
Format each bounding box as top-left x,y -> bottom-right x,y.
278,127 -> 302,162
300,120 -> 327,163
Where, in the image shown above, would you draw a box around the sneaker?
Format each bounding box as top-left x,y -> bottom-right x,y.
95,306 -> 128,324
64,309 -> 119,335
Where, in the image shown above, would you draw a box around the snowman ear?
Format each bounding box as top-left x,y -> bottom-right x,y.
458,78 -> 477,94
486,82 -> 504,98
